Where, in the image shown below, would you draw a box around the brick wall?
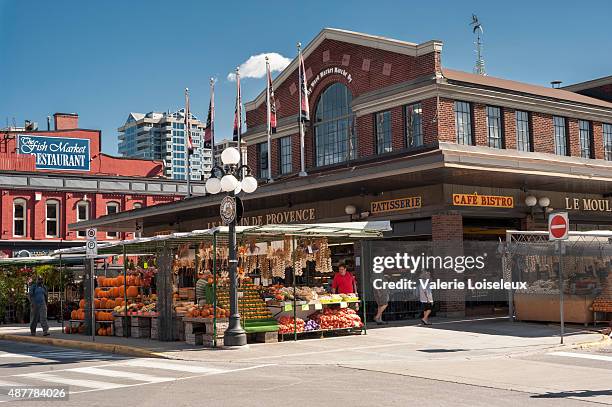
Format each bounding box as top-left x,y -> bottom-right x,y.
436,98 -> 455,143
531,112 -> 555,154
593,121 -> 604,159
503,107 -> 517,149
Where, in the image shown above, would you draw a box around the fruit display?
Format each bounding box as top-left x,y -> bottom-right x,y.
308,308 -> 363,330
184,304 -> 229,319
278,316 -> 305,333
217,282 -> 272,321
113,301 -> 158,316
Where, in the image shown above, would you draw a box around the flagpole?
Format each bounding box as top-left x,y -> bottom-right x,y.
298,42 -> 307,177
209,77 -> 215,167
235,67 -> 247,178
184,87 -> 192,197
265,56 -> 273,182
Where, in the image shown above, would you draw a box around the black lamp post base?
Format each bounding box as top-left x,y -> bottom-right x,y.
223,330 -> 247,346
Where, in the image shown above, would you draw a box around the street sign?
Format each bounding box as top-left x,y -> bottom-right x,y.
548,212 -> 569,241
86,227 -> 97,258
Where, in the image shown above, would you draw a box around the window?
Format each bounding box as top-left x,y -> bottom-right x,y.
314,83 -> 355,166
279,136 -> 292,174
76,201 -> 89,238
486,106 -> 503,148
455,101 -> 473,145
515,111 -> 531,152
375,111 -> 392,154
106,202 -> 119,239
553,116 -> 568,156
45,200 -> 59,237
258,142 -> 269,179
133,202 -> 142,209
13,198 -> 26,237
405,103 -> 423,148
604,124 -> 612,161
579,120 -> 593,158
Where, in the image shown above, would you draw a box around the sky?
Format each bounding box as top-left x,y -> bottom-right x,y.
1,0 -> 610,155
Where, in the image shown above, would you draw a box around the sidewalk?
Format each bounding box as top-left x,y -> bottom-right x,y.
1,317 -> 605,361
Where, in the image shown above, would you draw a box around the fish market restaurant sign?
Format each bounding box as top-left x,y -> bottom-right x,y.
17,135 -> 90,171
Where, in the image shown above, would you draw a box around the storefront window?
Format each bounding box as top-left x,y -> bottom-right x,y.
314,83 -> 355,166
604,123 -> 612,161
258,142 -> 269,179
486,106 -> 503,149
515,110 -> 531,152
405,103 -> 423,148
375,111 -> 392,154
455,101 -> 473,145
579,120 -> 593,158
45,200 -> 59,238
279,136 -> 292,174
76,200 -> 89,238
13,198 -> 26,237
106,202 -> 119,239
553,116 -> 568,156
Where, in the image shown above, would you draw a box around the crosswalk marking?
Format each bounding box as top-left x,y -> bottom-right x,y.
121,359 -> 224,374
69,367 -> 175,383
548,351 -> 612,362
0,352 -> 34,358
17,373 -> 127,390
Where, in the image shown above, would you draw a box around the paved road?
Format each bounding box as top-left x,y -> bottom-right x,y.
1,340 -> 609,406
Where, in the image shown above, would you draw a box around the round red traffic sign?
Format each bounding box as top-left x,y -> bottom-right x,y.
549,214 -> 568,239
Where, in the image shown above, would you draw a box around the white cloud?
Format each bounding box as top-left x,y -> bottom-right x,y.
227,52 -> 291,81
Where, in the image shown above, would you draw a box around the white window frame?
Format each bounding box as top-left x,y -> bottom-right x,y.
76,200 -> 89,238
45,199 -> 60,238
106,202 -> 120,239
13,198 -> 27,238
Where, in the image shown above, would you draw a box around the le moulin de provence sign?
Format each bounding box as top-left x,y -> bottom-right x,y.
17,134 -> 91,171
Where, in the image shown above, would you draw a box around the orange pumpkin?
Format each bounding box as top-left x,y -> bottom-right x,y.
79,299 -> 85,309
106,327 -> 112,336
117,275 -> 124,285
106,299 -> 115,309
70,310 -> 77,320
126,286 -> 139,297
97,327 -> 105,336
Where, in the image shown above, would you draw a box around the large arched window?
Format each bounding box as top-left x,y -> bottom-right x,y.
313,83 -> 355,166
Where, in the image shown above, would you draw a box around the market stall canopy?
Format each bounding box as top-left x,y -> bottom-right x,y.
52,222 -> 391,257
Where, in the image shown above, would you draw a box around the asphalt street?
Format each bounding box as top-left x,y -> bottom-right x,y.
1,340 -> 610,406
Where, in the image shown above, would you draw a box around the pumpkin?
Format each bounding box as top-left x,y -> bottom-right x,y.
97,276 -> 105,286
126,286 -> 139,297
115,298 -> 124,307
97,327 -> 105,336
106,299 -> 115,309
79,299 -> 85,309
117,275 -> 124,285
200,309 -> 209,318
106,327 -> 112,336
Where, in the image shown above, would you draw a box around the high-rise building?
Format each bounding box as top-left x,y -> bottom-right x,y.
118,109 -> 212,180
213,139 -> 238,165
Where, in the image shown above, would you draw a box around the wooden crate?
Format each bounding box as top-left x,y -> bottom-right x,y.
131,316 -> 152,328
131,326 -> 151,338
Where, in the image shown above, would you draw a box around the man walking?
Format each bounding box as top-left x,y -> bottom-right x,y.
29,277 -> 49,336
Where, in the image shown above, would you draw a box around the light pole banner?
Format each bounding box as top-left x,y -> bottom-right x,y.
17,134 -> 91,171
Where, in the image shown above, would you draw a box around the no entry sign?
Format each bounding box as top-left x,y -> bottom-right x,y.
548,212 -> 569,240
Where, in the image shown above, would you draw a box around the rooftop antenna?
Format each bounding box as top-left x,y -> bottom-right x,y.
471,14 -> 486,76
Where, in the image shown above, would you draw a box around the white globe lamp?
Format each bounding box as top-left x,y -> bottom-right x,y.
242,176 -> 258,194
221,147 -> 240,166
524,195 -> 537,207
538,196 -> 550,208
220,174 -> 239,192
234,181 -> 242,195
205,177 -> 221,195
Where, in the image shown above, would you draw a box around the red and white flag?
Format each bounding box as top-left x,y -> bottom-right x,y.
204,79 -> 214,149
185,89 -> 194,154
299,52 -> 310,122
232,70 -> 242,142
266,59 -> 277,134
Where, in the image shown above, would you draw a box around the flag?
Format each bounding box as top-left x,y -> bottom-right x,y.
184,90 -> 194,154
299,52 -> 310,122
266,60 -> 277,134
204,81 -> 214,149
232,71 -> 242,142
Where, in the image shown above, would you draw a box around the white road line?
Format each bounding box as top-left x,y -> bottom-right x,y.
548,351 -> 612,362
17,373 -> 127,390
0,380 -> 22,386
121,359 -> 224,374
68,367 -> 175,383
0,352 -> 34,358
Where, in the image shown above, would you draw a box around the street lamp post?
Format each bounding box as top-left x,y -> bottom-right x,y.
205,147 -> 258,346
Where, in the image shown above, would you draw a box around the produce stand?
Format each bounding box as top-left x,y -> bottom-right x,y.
51,221 -> 390,347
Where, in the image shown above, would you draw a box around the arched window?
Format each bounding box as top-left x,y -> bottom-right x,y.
45,199 -> 60,238
106,201 -> 120,239
313,83 -> 355,166
76,200 -> 90,238
133,202 -> 142,209
13,198 -> 27,237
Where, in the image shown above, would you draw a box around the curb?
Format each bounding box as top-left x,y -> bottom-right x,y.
0,334 -> 165,359
570,334 -> 611,350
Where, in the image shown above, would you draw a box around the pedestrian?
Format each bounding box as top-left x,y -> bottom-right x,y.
29,277 -> 49,336
331,263 -> 357,295
417,271 -> 434,325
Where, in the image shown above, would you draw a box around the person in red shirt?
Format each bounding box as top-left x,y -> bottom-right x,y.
331,264 -> 357,294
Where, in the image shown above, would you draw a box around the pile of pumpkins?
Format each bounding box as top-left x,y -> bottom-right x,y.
97,326 -> 113,336
185,304 -> 230,319
69,299 -> 117,322
95,275 -> 142,299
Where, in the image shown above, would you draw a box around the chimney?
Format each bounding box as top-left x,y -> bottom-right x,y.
53,113 -> 79,130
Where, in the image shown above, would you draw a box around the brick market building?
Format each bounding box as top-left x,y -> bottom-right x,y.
76,28 -> 612,319
1,113 -> 204,258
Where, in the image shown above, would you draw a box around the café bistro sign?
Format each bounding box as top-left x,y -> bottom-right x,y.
17,134 -> 90,171
207,208 -> 316,229
452,193 -> 514,208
